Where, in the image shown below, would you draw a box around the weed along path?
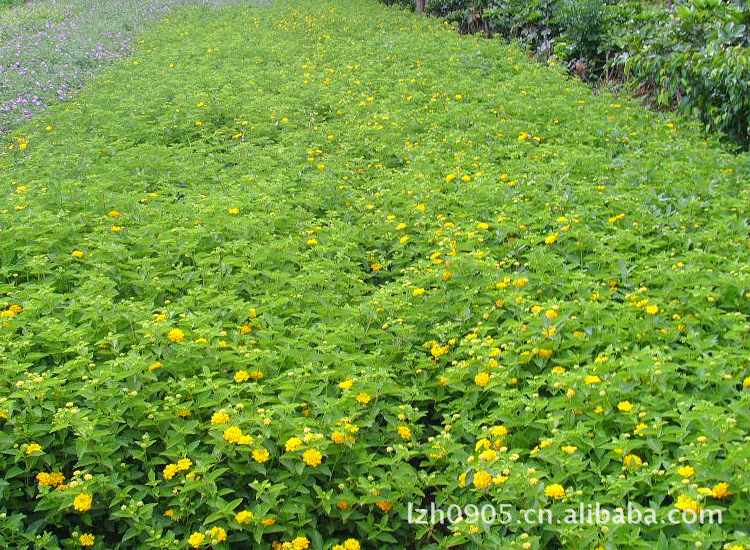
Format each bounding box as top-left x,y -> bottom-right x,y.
1,0 -> 750,549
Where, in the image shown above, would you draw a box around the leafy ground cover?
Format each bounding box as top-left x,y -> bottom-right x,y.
0,0 -> 262,134
1,0 -> 750,549
388,0 -> 750,149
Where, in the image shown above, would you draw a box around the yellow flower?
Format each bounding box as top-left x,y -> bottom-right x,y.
292,536 -> 310,550
306,238 -> 318,246
445,174 -> 456,182
562,446 -> 577,455
479,449 -> 497,461
710,482 -> 731,499
163,463 -> 179,480
477,222 -> 489,230
223,426 -> 244,444
370,262 -> 382,271
397,425 -> 412,440
461,174 -> 471,182
302,448 -> 323,467
674,495 -> 700,513
544,232 -> 559,244
25,443 -> 43,455
236,510 -> 254,524
285,437 -> 303,452
211,412 -> 230,425
71,250 -> 85,258
398,235 -> 410,244
148,361 -> 163,371
209,527 -> 227,543
234,370 -> 250,382
545,484 -> 566,499
676,465 -> 695,478
473,470 -> 492,489
744,376 -> 750,388
376,501 -> 392,512
108,210 -> 119,217
261,517 -> 276,526
73,493 -> 92,512
188,531 -> 205,548
338,378 -> 354,390
36,472 -> 51,486
623,454 -> 642,468
176,458 -> 192,471
79,533 -> 95,546
646,305 -> 659,315
617,401 -> 634,412
356,392 -> 372,405
475,438 -> 491,452
343,539 -> 360,550
110,225 -> 123,232
416,203 -> 426,211
252,449 -> 270,463
474,372 -> 490,387
490,425 -> 508,437
430,343 -> 448,358
167,328 -> 184,343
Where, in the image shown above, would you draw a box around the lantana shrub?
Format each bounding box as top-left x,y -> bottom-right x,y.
1,0 -> 750,549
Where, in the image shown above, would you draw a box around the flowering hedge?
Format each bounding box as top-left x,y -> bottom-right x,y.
1,0 -> 750,549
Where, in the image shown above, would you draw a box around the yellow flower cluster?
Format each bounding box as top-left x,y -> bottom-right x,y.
223,426 -> 252,445
332,418 -> 358,444
474,372 -> 490,387
209,526 -> 227,543
302,448 -> 323,467
167,328 -> 184,343
0,304 -> 22,319
36,471 -> 66,487
252,448 -> 270,463
273,536 -> 311,550
234,370 -> 264,382
73,493 -> 92,512
332,539 -> 361,550
163,458 -> 192,480
617,401 -> 634,412
397,425 -> 412,440
473,470 -> 492,489
236,510 -> 254,524
25,443 -> 43,455
285,436 -> 303,452
674,494 -> 700,513
545,483 -> 566,499
188,531 -> 205,548
210,411 -> 230,425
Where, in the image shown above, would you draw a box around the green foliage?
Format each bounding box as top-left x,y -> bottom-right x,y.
553,0 -> 606,60
405,0 -> 750,147
616,0 -> 750,146
2,1 -> 750,550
